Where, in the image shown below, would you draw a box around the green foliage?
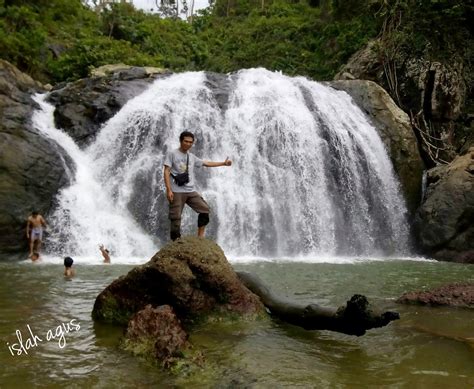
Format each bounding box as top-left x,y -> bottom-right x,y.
0,0 -> 471,84
196,0 -> 376,79
47,37 -> 157,82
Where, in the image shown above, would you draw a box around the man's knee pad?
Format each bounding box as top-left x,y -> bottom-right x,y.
170,230 -> 181,241
198,213 -> 209,227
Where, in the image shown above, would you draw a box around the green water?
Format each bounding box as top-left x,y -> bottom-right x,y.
1,259 -> 473,388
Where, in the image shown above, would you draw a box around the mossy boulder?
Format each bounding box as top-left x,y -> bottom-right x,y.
92,237 -> 264,326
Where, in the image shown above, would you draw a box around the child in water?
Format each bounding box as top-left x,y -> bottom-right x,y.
99,244 -> 111,263
64,256 -> 75,277
30,252 -> 40,262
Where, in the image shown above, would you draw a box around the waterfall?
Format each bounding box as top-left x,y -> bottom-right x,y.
32,95 -> 156,262
33,68 -> 410,262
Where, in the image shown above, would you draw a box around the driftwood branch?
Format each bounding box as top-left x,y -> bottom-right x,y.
237,271 -> 400,336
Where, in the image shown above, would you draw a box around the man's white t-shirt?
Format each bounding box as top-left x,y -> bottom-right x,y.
164,148 -> 204,193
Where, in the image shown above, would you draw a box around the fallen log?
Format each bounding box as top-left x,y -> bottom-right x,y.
237,271 -> 399,336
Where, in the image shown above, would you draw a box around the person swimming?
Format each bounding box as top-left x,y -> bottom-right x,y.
64,256 -> 75,277
99,244 -> 111,263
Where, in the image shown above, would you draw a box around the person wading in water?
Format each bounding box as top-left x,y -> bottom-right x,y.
163,131 -> 232,240
26,211 -> 47,257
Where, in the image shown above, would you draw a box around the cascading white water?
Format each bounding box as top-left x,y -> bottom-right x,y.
32,68 -> 411,262
32,95 -> 156,262
214,70 -> 409,257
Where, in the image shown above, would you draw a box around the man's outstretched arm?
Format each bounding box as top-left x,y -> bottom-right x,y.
203,157 -> 232,167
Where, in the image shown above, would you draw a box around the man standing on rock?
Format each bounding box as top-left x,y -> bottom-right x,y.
26,211 -> 47,257
164,131 -> 232,240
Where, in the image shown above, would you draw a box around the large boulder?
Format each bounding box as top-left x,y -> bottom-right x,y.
415,148 -> 474,262
0,60 -> 71,258
330,79 -> 425,214
47,66 -> 171,147
92,237 -> 264,326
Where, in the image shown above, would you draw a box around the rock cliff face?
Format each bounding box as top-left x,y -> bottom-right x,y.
0,60 -> 71,258
336,40 -> 472,163
47,66 -> 171,147
330,80 -> 425,214
416,148 -> 474,263
335,40 -> 473,261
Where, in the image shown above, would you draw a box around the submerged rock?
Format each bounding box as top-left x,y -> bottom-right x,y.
123,304 -> 189,366
397,282 -> 474,308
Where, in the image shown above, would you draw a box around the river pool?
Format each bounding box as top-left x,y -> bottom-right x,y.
0,257 -> 473,388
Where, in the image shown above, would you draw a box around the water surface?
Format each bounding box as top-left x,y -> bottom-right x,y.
1,258 -> 473,388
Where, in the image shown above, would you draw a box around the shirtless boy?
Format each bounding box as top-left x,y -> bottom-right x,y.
26,211 -> 47,257
99,244 -> 111,263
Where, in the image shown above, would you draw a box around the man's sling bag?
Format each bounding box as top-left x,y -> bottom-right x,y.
171,153 -> 190,186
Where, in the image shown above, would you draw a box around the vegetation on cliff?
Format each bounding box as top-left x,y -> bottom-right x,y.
3,0 -> 470,87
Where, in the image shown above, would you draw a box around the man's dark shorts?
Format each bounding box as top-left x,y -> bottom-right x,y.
168,191 -> 210,221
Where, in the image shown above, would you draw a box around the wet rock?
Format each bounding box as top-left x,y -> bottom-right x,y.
330,79 -> 425,214
397,282 -> 474,308
0,60 -> 72,257
123,304 -> 189,365
415,148 -> 474,262
47,67 -> 172,147
205,72 -> 231,111
92,237 -> 264,325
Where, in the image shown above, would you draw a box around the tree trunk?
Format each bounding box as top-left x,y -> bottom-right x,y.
237,271 -> 399,336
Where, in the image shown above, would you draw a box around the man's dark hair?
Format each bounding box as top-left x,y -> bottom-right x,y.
179,131 -> 195,142
32,211 -> 39,216
64,257 -> 74,268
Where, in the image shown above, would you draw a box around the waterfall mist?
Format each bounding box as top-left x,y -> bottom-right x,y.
33,68 -> 410,262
